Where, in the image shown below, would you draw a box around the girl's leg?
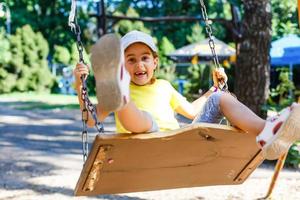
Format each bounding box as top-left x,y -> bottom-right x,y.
217,92 -> 300,160
219,92 -> 266,136
96,101 -> 155,133
117,102 -> 155,133
193,91 -> 265,135
194,91 -> 300,160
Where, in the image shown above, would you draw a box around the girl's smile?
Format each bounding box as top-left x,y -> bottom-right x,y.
124,42 -> 158,86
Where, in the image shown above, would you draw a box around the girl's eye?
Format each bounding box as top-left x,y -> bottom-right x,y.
127,58 -> 135,63
142,56 -> 150,61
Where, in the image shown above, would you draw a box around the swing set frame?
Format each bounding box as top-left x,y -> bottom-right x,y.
90,0 -> 242,40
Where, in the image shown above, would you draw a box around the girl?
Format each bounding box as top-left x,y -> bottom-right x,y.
74,30 -> 300,160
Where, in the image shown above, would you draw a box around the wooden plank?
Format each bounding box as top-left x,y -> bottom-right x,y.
74,123 -> 263,196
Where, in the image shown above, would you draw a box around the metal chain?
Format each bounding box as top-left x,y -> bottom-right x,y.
199,0 -> 228,91
69,0 -> 104,162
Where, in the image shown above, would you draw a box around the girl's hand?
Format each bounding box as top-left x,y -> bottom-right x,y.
74,63 -> 89,87
212,67 -> 228,88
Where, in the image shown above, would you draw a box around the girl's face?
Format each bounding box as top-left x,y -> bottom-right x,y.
124,42 -> 158,86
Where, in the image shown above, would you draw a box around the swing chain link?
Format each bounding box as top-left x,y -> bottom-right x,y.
74,23 -> 85,63
81,81 -> 89,162
69,0 -> 104,163
199,0 -> 229,91
79,75 -> 104,163
81,81 -> 104,134
82,125 -> 88,162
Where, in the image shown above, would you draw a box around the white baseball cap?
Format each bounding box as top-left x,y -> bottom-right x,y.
121,30 -> 158,53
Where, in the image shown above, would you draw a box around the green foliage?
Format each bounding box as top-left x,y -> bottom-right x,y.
278,21 -> 299,36
267,68 -> 295,110
0,68 -> 17,93
186,23 -> 205,43
155,36 -> 177,83
113,8 -> 151,36
53,45 -> 70,65
0,29 -> 12,64
184,64 -> 211,100
159,36 -> 175,54
286,142 -> 300,168
0,29 -> 15,92
271,0 -> 300,39
158,36 -> 175,68
155,63 -> 177,84
156,37 -> 177,84
0,25 -> 53,94
8,1 -> 89,51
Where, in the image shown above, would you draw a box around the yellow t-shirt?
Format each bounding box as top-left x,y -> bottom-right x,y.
115,79 -> 188,133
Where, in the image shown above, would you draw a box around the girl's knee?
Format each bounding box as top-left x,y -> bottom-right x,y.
193,91 -> 225,123
209,91 -> 224,106
218,91 -> 235,105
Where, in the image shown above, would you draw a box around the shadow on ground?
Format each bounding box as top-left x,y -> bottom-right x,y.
0,101 -> 145,199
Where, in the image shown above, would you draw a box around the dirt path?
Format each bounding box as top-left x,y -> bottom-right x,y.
0,99 -> 300,200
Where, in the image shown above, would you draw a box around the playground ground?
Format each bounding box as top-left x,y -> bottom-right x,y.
1,98 -> 300,200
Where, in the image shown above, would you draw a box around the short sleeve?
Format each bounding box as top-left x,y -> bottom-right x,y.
168,82 -> 189,110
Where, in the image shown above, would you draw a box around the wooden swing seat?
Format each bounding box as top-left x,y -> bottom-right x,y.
75,123 -> 264,196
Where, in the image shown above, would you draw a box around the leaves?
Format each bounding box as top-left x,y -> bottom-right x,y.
0,29 -> 12,64
53,45 -> 71,65
0,25 -> 53,93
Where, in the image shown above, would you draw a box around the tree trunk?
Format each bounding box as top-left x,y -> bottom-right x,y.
235,0 -> 272,117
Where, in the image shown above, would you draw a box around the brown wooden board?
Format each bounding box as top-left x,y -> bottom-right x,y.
74,123 -> 264,196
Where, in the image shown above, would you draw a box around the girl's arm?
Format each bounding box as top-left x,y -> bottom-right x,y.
175,68 -> 227,120
74,63 -> 109,127
175,88 -> 216,120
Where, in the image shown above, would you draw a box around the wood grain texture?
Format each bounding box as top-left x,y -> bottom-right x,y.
75,123 -> 264,196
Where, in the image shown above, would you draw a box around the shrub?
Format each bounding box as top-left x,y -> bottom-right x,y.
0,29 -> 14,93
0,25 -> 54,94
183,64 -> 211,100
53,45 -> 71,65
286,142 -> 300,168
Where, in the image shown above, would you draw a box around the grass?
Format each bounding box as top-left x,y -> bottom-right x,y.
0,92 -> 97,110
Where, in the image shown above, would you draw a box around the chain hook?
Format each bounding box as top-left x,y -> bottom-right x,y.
68,0 -> 77,31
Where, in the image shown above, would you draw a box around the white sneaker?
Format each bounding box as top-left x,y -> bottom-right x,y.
91,34 -> 130,112
256,103 -> 300,160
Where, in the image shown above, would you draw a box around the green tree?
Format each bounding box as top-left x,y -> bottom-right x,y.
1,25 -> 54,93
0,29 -> 15,93
158,36 -> 175,67
156,36 -> 177,82
113,7 -> 151,36
0,29 -> 11,64
184,63 -> 210,100
6,0 -> 93,58
268,68 -> 295,109
186,23 -> 205,43
271,0 -> 300,39
53,45 -> 70,65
